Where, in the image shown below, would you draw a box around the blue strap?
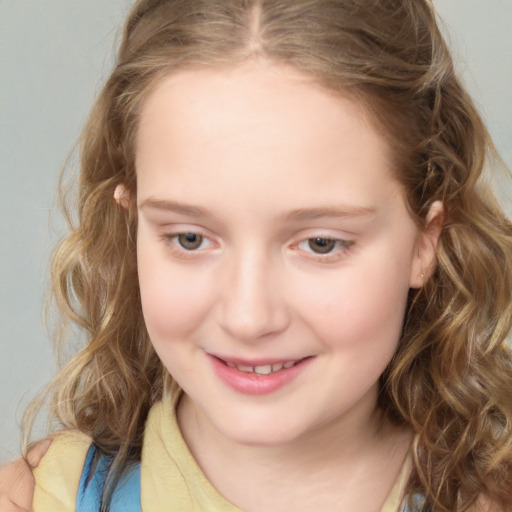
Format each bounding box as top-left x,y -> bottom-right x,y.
401,493 -> 431,512
76,444 -> 141,512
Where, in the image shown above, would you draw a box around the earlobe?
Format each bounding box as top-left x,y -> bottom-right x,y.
114,184 -> 131,210
409,200 -> 444,288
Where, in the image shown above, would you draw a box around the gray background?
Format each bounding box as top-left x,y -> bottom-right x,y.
1,0 -> 511,461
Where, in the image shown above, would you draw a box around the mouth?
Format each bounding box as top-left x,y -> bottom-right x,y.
209,354 -> 314,395
216,357 -> 309,375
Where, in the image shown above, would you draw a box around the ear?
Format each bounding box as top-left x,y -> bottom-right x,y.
409,200 -> 444,288
114,183 -> 131,210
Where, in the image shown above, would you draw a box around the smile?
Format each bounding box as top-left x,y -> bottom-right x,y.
209,355 -> 313,395
224,359 -> 299,375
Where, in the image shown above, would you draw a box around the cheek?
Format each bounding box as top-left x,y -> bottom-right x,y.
292,251 -> 412,354
137,246 -> 213,345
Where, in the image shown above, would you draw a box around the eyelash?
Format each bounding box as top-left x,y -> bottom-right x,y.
161,231 -> 354,262
294,236 -> 354,262
161,231 -> 215,259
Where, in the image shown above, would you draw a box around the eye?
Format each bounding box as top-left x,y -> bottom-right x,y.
306,237 -> 337,254
171,232 -> 212,251
299,237 -> 350,254
295,236 -> 353,260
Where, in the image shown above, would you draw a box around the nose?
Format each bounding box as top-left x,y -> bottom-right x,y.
218,249 -> 290,342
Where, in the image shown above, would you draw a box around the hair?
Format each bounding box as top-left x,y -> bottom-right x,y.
23,1 -> 512,510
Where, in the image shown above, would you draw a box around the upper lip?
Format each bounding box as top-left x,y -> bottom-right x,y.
209,353 -> 310,367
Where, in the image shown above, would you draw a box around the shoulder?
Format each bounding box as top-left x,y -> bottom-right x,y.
0,439 -> 51,512
33,430 -> 92,512
35,429 -> 92,474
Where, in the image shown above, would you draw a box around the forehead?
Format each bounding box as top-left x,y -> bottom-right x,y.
135,62 -> 400,216
135,61 -> 388,155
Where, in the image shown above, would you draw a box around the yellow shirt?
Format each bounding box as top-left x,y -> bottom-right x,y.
33,397 -> 410,511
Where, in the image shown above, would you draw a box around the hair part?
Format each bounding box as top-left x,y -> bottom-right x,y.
24,1 -> 512,510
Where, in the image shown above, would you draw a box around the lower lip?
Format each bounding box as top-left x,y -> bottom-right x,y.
209,356 -> 313,395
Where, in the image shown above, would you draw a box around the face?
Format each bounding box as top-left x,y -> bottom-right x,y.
135,62 -> 429,447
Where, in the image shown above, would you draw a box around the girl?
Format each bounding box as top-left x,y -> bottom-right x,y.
2,0 -> 512,510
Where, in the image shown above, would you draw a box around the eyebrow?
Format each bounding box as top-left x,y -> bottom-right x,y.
282,205 -> 377,222
139,197 -> 376,221
139,198 -> 211,217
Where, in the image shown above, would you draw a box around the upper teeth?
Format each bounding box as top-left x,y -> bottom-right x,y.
226,360 -> 297,374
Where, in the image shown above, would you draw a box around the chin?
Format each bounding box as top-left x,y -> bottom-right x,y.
212,412 -> 308,447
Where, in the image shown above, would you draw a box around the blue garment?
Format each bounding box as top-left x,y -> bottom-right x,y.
76,444 -> 141,512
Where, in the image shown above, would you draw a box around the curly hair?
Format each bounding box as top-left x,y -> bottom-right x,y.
24,1 -> 512,510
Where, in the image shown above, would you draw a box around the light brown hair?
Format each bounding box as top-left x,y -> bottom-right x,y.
24,1 -> 512,510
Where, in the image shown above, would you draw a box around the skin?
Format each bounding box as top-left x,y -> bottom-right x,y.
0,440 -> 49,512
133,61 -> 442,511
0,461 -> 33,512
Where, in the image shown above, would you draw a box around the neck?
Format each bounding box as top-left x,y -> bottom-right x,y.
177,392 -> 411,512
